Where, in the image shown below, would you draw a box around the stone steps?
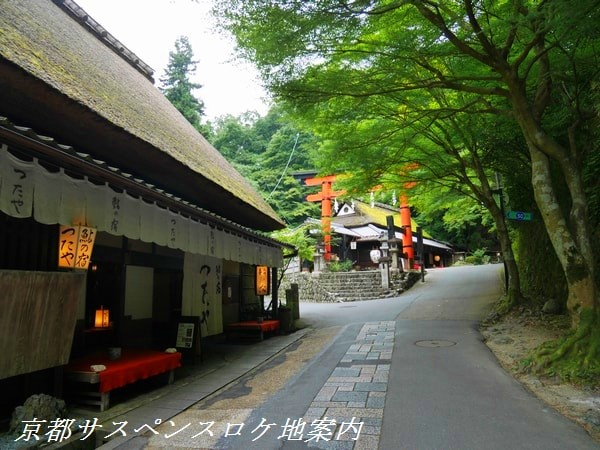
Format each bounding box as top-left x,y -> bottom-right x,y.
280,270 -> 421,303
317,272 -> 384,299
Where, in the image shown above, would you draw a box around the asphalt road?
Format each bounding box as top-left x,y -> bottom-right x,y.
380,265 -> 597,450
299,264 -> 502,327
154,265 -> 599,449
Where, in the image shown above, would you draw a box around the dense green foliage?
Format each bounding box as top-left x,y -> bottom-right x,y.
270,223 -> 317,262
212,0 -> 600,379
209,108 -> 320,227
416,200 -> 495,251
156,29 -> 498,253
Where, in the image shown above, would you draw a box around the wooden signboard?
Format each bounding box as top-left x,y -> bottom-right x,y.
75,226 -> 96,269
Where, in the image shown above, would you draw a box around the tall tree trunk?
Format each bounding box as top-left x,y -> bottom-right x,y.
508,79 -> 598,326
528,146 -> 596,324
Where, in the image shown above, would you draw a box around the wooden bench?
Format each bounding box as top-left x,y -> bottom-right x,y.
64,349 -> 181,411
225,320 -> 280,341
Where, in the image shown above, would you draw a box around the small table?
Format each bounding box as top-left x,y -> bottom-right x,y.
64,349 -> 182,411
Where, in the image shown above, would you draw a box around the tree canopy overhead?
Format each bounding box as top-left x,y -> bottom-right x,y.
214,0 -> 600,377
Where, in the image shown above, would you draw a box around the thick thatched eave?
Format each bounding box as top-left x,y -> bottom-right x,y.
0,0 -> 284,231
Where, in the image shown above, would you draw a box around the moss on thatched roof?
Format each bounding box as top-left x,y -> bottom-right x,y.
0,0 -> 283,229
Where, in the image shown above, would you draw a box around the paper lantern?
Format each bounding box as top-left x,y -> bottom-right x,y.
255,265 -> 270,295
94,306 -> 110,328
58,225 -> 97,270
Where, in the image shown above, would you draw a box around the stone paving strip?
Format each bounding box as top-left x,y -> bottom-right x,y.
304,321 -> 396,450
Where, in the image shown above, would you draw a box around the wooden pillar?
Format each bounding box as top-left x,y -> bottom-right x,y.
271,266 -> 278,318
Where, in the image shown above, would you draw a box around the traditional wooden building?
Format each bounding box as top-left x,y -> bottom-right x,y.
0,0 -> 290,418
314,200 -> 454,269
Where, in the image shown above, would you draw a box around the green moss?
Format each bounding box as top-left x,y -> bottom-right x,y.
495,295 -> 513,315
528,309 -> 600,382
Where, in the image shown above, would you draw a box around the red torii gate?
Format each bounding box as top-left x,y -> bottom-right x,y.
305,175 -> 345,261
302,170 -> 416,268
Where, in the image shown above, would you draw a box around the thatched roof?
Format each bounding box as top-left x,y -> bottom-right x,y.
334,200 -> 431,237
0,0 -> 284,231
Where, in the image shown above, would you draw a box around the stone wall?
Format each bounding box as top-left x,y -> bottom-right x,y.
279,270 -> 422,303
279,272 -> 337,303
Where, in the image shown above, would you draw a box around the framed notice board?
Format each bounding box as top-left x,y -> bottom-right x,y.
175,316 -> 201,359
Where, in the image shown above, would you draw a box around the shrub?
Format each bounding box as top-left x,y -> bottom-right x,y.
328,260 -> 354,272
465,248 -> 491,265
464,255 -> 481,265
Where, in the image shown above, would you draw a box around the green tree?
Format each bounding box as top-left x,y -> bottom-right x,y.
209,107 -> 320,227
259,127 -> 320,226
311,103 -> 524,304
159,36 -> 209,135
214,0 -> 600,377
271,223 -> 316,263
210,113 -> 263,174
411,187 -> 497,253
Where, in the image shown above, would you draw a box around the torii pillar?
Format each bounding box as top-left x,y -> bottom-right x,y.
400,195 -> 415,270
399,164 -> 418,270
305,175 -> 345,261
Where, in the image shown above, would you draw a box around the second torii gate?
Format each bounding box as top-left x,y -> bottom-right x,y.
305,175 -> 345,261
400,163 -> 419,269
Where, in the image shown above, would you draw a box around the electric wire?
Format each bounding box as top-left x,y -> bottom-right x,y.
266,132 -> 300,200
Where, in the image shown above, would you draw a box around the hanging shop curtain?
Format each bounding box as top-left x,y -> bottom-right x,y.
0,144 -> 283,267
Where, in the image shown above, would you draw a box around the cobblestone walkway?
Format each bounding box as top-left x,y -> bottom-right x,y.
304,321 -> 396,449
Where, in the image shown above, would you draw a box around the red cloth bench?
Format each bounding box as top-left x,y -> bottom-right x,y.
64,348 -> 181,411
225,320 -> 280,340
